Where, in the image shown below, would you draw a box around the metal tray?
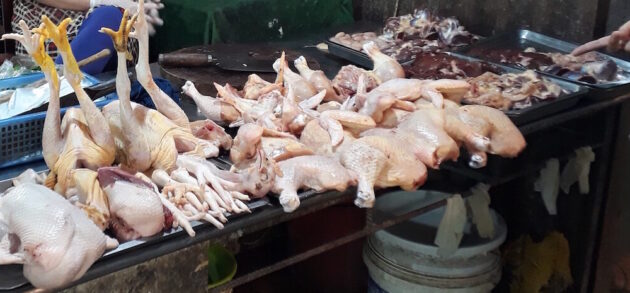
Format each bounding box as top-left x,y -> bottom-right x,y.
456,29 -> 630,98
446,52 -> 589,125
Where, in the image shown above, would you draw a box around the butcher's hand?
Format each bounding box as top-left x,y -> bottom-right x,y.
90,0 -> 164,35
572,20 -> 630,56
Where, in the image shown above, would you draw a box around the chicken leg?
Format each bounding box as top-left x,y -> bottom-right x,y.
40,16 -> 115,158
2,21 -> 61,169
102,10 -> 152,171
294,56 -> 342,102
131,0 -> 190,129
363,41 -> 404,83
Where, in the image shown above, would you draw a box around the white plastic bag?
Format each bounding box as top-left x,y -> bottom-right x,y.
467,183 -> 494,239
535,159 -> 560,215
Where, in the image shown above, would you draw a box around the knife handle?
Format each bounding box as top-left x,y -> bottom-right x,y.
158,53 -> 213,67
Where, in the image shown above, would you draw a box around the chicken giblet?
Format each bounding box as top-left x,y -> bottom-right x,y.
0,183 -> 118,290
189,119 -> 233,150
272,155 -> 357,212
332,64 -> 378,98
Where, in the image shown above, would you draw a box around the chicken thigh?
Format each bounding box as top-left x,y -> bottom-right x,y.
272,155 -> 357,212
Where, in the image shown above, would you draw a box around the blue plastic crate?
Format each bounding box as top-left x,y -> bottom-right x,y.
0,92 -> 118,169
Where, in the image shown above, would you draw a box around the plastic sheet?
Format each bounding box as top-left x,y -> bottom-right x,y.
435,194 -> 467,257
467,183 -> 494,239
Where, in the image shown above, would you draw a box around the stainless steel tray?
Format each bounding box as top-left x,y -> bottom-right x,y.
457,29 -> 630,96
447,53 -> 589,125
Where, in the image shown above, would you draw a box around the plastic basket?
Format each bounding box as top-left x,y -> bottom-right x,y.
0,92 -> 118,169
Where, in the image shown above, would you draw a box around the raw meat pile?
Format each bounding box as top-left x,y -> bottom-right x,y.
404,52 -> 569,110
466,47 -> 630,84
463,70 -> 566,110
185,40 -> 526,210
330,9 -> 479,62
0,3 -> 526,290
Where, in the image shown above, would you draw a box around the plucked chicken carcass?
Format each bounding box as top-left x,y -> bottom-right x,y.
0,183 -> 118,290
272,155 -> 357,212
2,19 -> 116,196
101,12 -> 215,173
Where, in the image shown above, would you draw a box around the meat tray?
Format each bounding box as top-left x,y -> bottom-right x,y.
0,158 -> 324,291
446,53 -> 589,125
456,29 -> 630,98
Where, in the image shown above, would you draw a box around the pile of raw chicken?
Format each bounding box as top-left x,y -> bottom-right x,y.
0,1 -> 525,290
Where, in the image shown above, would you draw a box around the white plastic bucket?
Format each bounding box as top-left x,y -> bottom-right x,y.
364,190 -> 507,293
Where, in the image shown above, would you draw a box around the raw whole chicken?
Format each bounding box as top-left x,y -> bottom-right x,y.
2,19 -> 116,196
101,14 -> 215,173
272,155 -> 357,212
294,56 -> 343,102
0,183 -> 118,290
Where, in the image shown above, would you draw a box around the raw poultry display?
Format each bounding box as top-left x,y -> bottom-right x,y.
0,2 -> 529,290
185,40 -> 526,208
404,52 -> 570,110
330,9 -> 479,62
466,46 -> 630,84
